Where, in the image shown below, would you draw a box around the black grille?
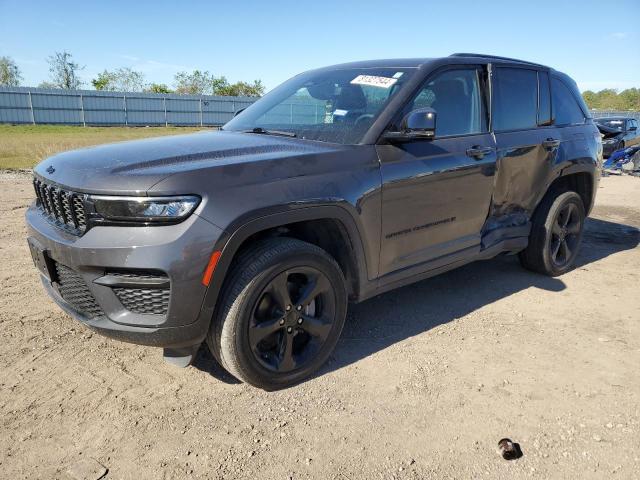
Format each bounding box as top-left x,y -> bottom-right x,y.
113,287 -> 170,315
109,271 -> 170,315
33,178 -> 87,234
54,263 -> 104,318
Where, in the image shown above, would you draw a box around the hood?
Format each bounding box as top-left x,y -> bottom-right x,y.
33,130 -> 342,195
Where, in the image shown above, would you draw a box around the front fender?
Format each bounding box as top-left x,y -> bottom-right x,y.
200,204 -> 371,313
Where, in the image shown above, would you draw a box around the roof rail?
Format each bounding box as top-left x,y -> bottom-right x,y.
449,53 -> 545,67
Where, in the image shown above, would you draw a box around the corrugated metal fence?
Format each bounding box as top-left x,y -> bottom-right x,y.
590,110 -> 640,120
1,86 -> 639,127
0,86 -> 258,126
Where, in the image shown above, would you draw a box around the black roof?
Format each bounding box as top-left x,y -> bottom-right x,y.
449,53 -> 546,67
314,53 -> 552,71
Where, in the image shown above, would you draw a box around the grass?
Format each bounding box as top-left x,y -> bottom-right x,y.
0,124 -> 212,169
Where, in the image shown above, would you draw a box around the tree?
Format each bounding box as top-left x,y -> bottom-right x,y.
173,70 -> 266,97
215,80 -> 265,97
0,56 -> 22,87
145,83 -> 173,94
91,67 -> 145,92
91,70 -> 116,91
174,70 -> 218,95
44,51 -> 83,89
618,88 -> 640,111
582,90 -> 598,109
582,88 -> 640,111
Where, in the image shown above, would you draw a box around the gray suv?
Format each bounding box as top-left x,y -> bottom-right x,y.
26,54 -> 601,389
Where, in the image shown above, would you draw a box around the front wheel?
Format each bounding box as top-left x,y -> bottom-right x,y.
207,237 -> 347,390
519,191 -> 586,276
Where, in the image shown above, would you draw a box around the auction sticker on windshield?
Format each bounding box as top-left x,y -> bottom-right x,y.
350,75 -> 397,89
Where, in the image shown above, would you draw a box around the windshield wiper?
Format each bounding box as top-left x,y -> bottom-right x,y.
242,127 -> 297,138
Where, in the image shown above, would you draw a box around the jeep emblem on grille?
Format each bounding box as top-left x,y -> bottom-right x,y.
46,165 -> 55,174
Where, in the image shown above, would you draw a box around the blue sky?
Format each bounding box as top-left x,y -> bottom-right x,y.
1,0 -> 638,92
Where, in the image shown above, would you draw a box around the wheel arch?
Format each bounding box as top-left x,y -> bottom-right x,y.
538,166 -> 597,216
201,206 -> 370,313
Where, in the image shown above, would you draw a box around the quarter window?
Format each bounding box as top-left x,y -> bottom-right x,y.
403,68 -> 487,137
552,77 -> 585,126
492,68 -> 538,131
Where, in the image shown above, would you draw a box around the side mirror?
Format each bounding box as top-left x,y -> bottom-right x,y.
403,107 -> 437,136
383,108 -> 437,143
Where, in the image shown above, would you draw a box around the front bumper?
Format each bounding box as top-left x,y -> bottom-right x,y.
26,202 -> 224,348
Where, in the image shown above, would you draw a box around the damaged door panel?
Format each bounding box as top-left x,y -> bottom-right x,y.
484,66 -> 558,245
488,129 -> 557,226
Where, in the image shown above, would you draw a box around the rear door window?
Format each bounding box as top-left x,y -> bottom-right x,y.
492,68 -> 538,131
551,77 -> 585,126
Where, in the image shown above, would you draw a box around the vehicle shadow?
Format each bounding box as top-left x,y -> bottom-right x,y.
319,217 -> 639,378
192,346 -> 241,384
193,217 -> 638,385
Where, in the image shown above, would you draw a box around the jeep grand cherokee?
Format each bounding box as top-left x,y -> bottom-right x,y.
26,53 -> 601,389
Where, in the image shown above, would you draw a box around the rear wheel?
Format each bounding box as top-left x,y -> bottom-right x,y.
519,190 -> 585,276
207,237 -> 347,390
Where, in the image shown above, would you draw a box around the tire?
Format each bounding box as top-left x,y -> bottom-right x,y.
519,190 -> 586,276
207,237 -> 347,390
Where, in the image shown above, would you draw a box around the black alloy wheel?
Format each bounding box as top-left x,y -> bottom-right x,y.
548,201 -> 582,269
249,266 -> 335,373
207,237 -> 347,390
519,190 -> 586,277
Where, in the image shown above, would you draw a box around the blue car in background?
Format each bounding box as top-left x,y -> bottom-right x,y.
594,117 -> 640,158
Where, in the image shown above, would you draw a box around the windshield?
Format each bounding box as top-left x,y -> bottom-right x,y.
595,118 -> 627,131
223,67 -> 416,144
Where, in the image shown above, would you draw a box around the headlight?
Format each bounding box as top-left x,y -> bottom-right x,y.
89,195 -> 200,223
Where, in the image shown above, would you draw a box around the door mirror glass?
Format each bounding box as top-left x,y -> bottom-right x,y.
402,108 -> 437,137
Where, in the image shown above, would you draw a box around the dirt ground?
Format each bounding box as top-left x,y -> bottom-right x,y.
1,172 -> 639,480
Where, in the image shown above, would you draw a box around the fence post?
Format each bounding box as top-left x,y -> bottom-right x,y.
28,91 -> 35,125
163,97 -> 168,127
123,95 -> 128,126
199,98 -> 203,126
80,94 -> 86,127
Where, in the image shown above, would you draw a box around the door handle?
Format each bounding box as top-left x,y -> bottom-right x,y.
466,145 -> 494,160
543,138 -> 561,150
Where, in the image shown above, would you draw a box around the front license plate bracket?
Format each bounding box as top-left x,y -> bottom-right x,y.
27,238 -> 57,283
